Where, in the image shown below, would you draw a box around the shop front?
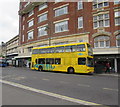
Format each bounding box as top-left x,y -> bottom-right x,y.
94,54 -> 120,74
14,56 -> 31,68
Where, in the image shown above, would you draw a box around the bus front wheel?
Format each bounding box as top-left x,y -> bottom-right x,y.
38,66 -> 43,71
68,67 -> 74,74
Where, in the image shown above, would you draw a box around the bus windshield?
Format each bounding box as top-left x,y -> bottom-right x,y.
87,58 -> 94,67
87,44 -> 93,55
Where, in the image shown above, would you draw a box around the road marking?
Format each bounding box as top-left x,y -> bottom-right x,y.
59,81 -> 68,84
103,88 -> 118,92
42,78 -> 50,81
77,84 -> 90,87
0,79 -> 101,105
2,75 -> 13,79
12,76 -> 26,80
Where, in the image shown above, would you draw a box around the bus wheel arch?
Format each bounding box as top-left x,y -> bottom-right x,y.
38,66 -> 43,71
67,67 -> 74,74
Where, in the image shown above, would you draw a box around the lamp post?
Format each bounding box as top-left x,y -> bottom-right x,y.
45,25 -> 51,46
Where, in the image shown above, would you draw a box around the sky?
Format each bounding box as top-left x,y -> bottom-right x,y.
0,0 -> 19,44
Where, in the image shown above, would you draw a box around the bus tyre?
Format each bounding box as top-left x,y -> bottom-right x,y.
68,67 -> 74,74
38,66 -> 43,72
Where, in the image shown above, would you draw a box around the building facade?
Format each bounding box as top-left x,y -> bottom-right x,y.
0,42 -> 6,58
18,0 -> 120,73
6,35 -> 19,66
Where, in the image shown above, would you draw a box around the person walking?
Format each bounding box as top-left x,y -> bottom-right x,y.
105,62 -> 110,73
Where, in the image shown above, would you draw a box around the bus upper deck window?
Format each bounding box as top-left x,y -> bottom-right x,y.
65,45 -> 76,52
77,44 -> 85,52
55,47 -> 64,53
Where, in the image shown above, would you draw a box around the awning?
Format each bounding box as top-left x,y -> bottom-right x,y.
14,56 -> 31,59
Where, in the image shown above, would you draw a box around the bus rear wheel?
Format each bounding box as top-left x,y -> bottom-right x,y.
38,66 -> 43,71
68,67 -> 74,74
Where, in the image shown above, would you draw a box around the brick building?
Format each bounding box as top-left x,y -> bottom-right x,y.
18,0 -> 120,73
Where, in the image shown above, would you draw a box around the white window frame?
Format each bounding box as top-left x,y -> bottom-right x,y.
78,17 -> 83,29
27,30 -> 34,40
55,21 -> 68,33
28,10 -> 34,17
55,0 -> 64,3
38,26 -> 47,37
116,34 -> 120,47
28,19 -> 34,27
114,0 -> 120,5
38,13 -> 47,23
93,13 -> 110,29
39,3 -> 47,11
55,6 -> 68,17
22,35 -> 25,42
94,36 -> 110,48
23,25 -> 25,30
92,0 -> 109,9
114,11 -> 120,26
78,0 -> 83,10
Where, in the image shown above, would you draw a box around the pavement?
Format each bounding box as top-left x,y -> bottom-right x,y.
95,73 -> 119,77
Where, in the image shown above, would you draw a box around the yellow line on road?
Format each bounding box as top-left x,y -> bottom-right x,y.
0,79 -> 102,105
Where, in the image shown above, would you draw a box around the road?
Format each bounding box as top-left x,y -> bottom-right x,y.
1,67 -> 119,106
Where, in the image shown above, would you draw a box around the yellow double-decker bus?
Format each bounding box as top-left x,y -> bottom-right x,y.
31,42 -> 94,74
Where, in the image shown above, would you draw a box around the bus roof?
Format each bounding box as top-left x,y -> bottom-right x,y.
32,42 -> 89,50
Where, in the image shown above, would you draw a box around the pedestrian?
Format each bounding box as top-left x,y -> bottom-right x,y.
105,62 -> 110,73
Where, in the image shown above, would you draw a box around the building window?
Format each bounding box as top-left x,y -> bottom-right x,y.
116,34 -> 120,47
27,31 -> 33,40
28,47 -> 33,52
93,0 -> 109,9
55,6 -> 68,17
28,10 -> 34,17
94,36 -> 110,48
39,3 -> 47,11
115,11 -> 120,26
22,35 -> 24,42
38,26 -> 47,37
28,20 -> 34,27
38,13 -> 47,23
23,25 -> 24,30
78,17 -> 83,28
55,0 -> 64,3
78,0 -> 83,10
55,21 -> 68,33
23,16 -> 25,22
93,13 -> 109,28
114,0 -> 120,5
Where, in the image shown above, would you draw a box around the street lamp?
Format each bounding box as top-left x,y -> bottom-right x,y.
45,25 -> 51,46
